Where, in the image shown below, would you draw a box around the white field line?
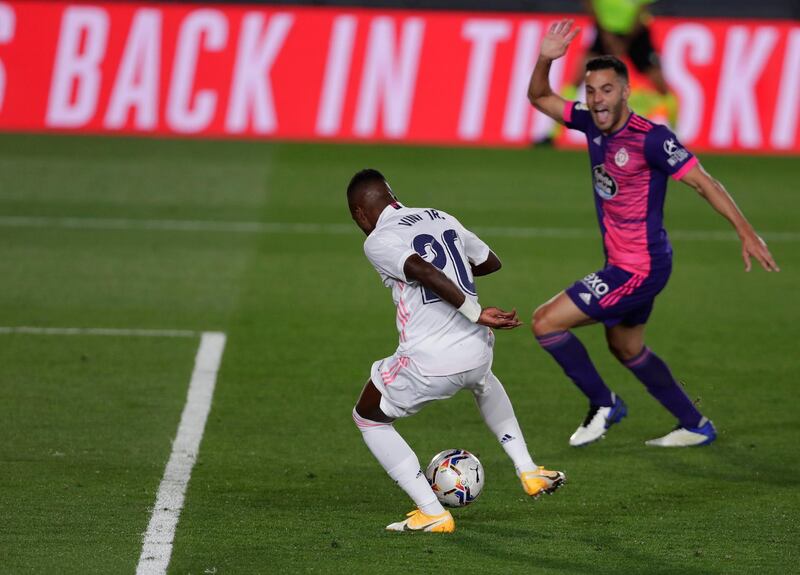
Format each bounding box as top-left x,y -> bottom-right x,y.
1,215 -> 798,242
0,326 -> 226,575
0,326 -> 198,338
136,331 -> 227,575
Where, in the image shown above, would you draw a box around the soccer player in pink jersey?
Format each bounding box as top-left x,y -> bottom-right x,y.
526,20 -> 780,447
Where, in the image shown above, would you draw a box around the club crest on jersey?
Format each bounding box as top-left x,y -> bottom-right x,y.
592,165 -> 618,200
614,147 -> 629,167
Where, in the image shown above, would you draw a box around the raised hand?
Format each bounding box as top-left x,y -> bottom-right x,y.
478,307 -> 523,330
540,19 -> 580,61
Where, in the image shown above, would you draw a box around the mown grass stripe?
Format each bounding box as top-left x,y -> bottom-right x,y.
1,215 -> 797,242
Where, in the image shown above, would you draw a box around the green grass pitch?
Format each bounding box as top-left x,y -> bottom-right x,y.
0,134 -> 797,574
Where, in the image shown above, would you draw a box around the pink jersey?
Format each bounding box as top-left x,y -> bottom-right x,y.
564,101 -> 698,275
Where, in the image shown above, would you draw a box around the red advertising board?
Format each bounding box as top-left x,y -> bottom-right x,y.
0,2 -> 797,152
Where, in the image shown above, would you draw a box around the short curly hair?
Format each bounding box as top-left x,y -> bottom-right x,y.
347,169 -> 388,201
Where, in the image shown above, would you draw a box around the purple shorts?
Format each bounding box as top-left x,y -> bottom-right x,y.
565,263 -> 671,327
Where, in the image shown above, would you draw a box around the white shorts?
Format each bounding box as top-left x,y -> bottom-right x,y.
370,353 -> 495,419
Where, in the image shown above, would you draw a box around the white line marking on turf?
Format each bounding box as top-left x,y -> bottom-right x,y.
136,331 -> 227,575
0,326 -> 198,338
1,215 -> 798,242
0,325 -> 225,573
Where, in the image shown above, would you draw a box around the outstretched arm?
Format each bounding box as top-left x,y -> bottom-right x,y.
679,163 -> 780,272
528,19 -> 580,123
403,255 -> 521,329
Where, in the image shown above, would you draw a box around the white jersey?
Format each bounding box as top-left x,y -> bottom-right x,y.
363,202 -> 493,376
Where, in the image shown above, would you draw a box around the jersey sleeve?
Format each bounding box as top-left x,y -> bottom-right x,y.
363,230 -> 417,283
644,125 -> 698,180
461,227 -> 491,266
562,100 -> 593,133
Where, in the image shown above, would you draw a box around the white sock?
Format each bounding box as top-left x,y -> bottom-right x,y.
353,408 -> 446,516
473,373 -> 537,476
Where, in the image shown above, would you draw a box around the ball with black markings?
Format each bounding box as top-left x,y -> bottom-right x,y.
424,449 -> 484,508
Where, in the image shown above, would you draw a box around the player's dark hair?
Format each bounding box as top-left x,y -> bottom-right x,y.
586,56 -> 629,83
347,168 -> 387,200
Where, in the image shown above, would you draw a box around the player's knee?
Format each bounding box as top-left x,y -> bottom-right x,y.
353,402 -> 379,424
353,387 -> 395,425
608,340 -> 642,362
352,404 -> 388,430
531,304 -> 555,337
353,379 -> 395,425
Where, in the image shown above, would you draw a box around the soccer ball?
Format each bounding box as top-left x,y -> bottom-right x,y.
424,449 -> 484,507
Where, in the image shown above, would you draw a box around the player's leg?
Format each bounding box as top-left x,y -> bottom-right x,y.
352,378 -> 453,532
354,378 -> 393,423
533,271 -> 631,447
532,291 -> 616,407
471,371 -> 536,476
471,369 -> 565,498
606,323 -> 716,446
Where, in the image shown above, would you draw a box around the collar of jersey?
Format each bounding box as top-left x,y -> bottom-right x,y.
376,202 -> 403,228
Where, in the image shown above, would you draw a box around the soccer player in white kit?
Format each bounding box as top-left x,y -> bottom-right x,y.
348,169 -> 566,533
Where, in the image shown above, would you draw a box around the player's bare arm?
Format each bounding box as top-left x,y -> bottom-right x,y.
403,254 -> 521,329
471,251 -> 502,277
680,163 -> 780,272
528,19 -> 580,123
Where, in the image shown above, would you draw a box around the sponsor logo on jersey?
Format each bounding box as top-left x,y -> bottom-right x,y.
581,273 -> 610,297
614,147 -> 629,167
664,137 -> 689,167
592,165 -> 618,200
